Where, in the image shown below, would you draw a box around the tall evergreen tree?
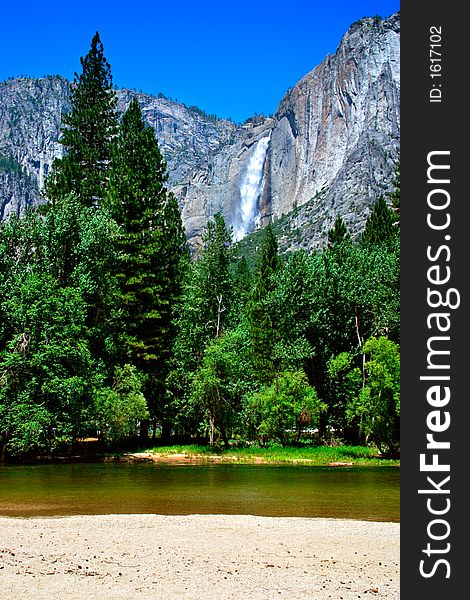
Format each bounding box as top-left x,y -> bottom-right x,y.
248,224 -> 280,383
198,212 -> 233,338
256,224 -> 279,295
360,196 -> 396,248
167,213 -> 233,434
327,216 -> 351,249
172,212 -> 233,360
105,97 -> 187,424
45,32 -> 118,206
232,255 -> 252,320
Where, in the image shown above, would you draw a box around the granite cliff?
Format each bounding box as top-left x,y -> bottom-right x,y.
0,12 -> 399,250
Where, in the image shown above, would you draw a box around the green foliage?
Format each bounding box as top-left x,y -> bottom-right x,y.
0,196 -> 121,459
169,214 -> 399,449
360,196 -> 397,248
256,224 -> 280,289
44,32 -> 118,206
232,255 -> 252,319
171,212 -> 232,366
387,161 -> 400,224
0,403 -> 52,458
95,364 -> 149,443
327,216 -> 351,249
268,237 -> 399,437
198,212 -> 234,335
0,273 -> 96,457
327,337 -> 400,455
272,337 -> 314,372
190,330 -> 253,445
33,196 -> 121,368
247,224 -> 280,383
186,104 -> 220,122
327,351 -> 362,434
243,370 -> 326,445
105,97 -> 187,421
146,443 -> 399,466
346,337 -> 400,455
167,213 -> 234,434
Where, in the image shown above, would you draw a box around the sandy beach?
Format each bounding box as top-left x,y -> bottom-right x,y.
0,514 -> 399,599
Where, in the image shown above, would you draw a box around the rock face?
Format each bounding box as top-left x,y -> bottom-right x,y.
172,116 -> 274,246
178,13 -> 400,249
0,12 -> 400,249
0,170 -> 41,221
267,13 -> 400,248
0,77 -> 237,221
115,90 -> 237,189
0,76 -> 69,220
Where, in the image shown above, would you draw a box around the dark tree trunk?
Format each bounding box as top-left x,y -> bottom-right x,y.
160,422 -> 172,443
139,419 -> 149,442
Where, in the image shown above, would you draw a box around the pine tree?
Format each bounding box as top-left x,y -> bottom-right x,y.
167,213 -> 233,431
194,212 -> 233,340
45,32 -> 118,206
327,216 -> 351,249
256,224 -> 279,295
232,255 -> 252,319
360,196 -> 396,248
248,224 -> 280,383
106,97 -> 187,423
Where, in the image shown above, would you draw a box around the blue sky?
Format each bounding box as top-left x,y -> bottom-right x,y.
1,1 -> 399,122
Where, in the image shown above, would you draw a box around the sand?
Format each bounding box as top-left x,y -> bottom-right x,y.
0,514 -> 399,599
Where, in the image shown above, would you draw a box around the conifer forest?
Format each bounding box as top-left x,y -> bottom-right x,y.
0,33 -> 400,462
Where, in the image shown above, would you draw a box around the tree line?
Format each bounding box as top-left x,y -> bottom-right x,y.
0,33 -> 400,461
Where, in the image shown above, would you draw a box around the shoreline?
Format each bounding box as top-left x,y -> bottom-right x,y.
1,443 -> 400,467
111,451 -> 358,466
0,513 -> 399,599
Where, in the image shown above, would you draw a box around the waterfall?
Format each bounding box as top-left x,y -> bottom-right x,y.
234,133 -> 271,241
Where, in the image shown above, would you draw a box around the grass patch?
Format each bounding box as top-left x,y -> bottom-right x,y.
145,444 -> 399,466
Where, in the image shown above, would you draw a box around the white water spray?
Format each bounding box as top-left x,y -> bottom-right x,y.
234,133 -> 271,241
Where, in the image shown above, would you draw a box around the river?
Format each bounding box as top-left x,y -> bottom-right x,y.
0,462 -> 399,521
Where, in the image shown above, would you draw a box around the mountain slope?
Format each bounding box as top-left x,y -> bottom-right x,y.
0,12 -> 400,250
0,76 -> 237,220
267,13 -> 400,248
177,12 -> 400,250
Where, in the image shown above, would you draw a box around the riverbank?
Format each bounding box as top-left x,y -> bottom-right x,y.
0,514 -> 399,599
1,443 -> 400,466
114,443 -> 400,466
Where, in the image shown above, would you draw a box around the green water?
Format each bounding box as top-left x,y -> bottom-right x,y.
0,463 -> 399,521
